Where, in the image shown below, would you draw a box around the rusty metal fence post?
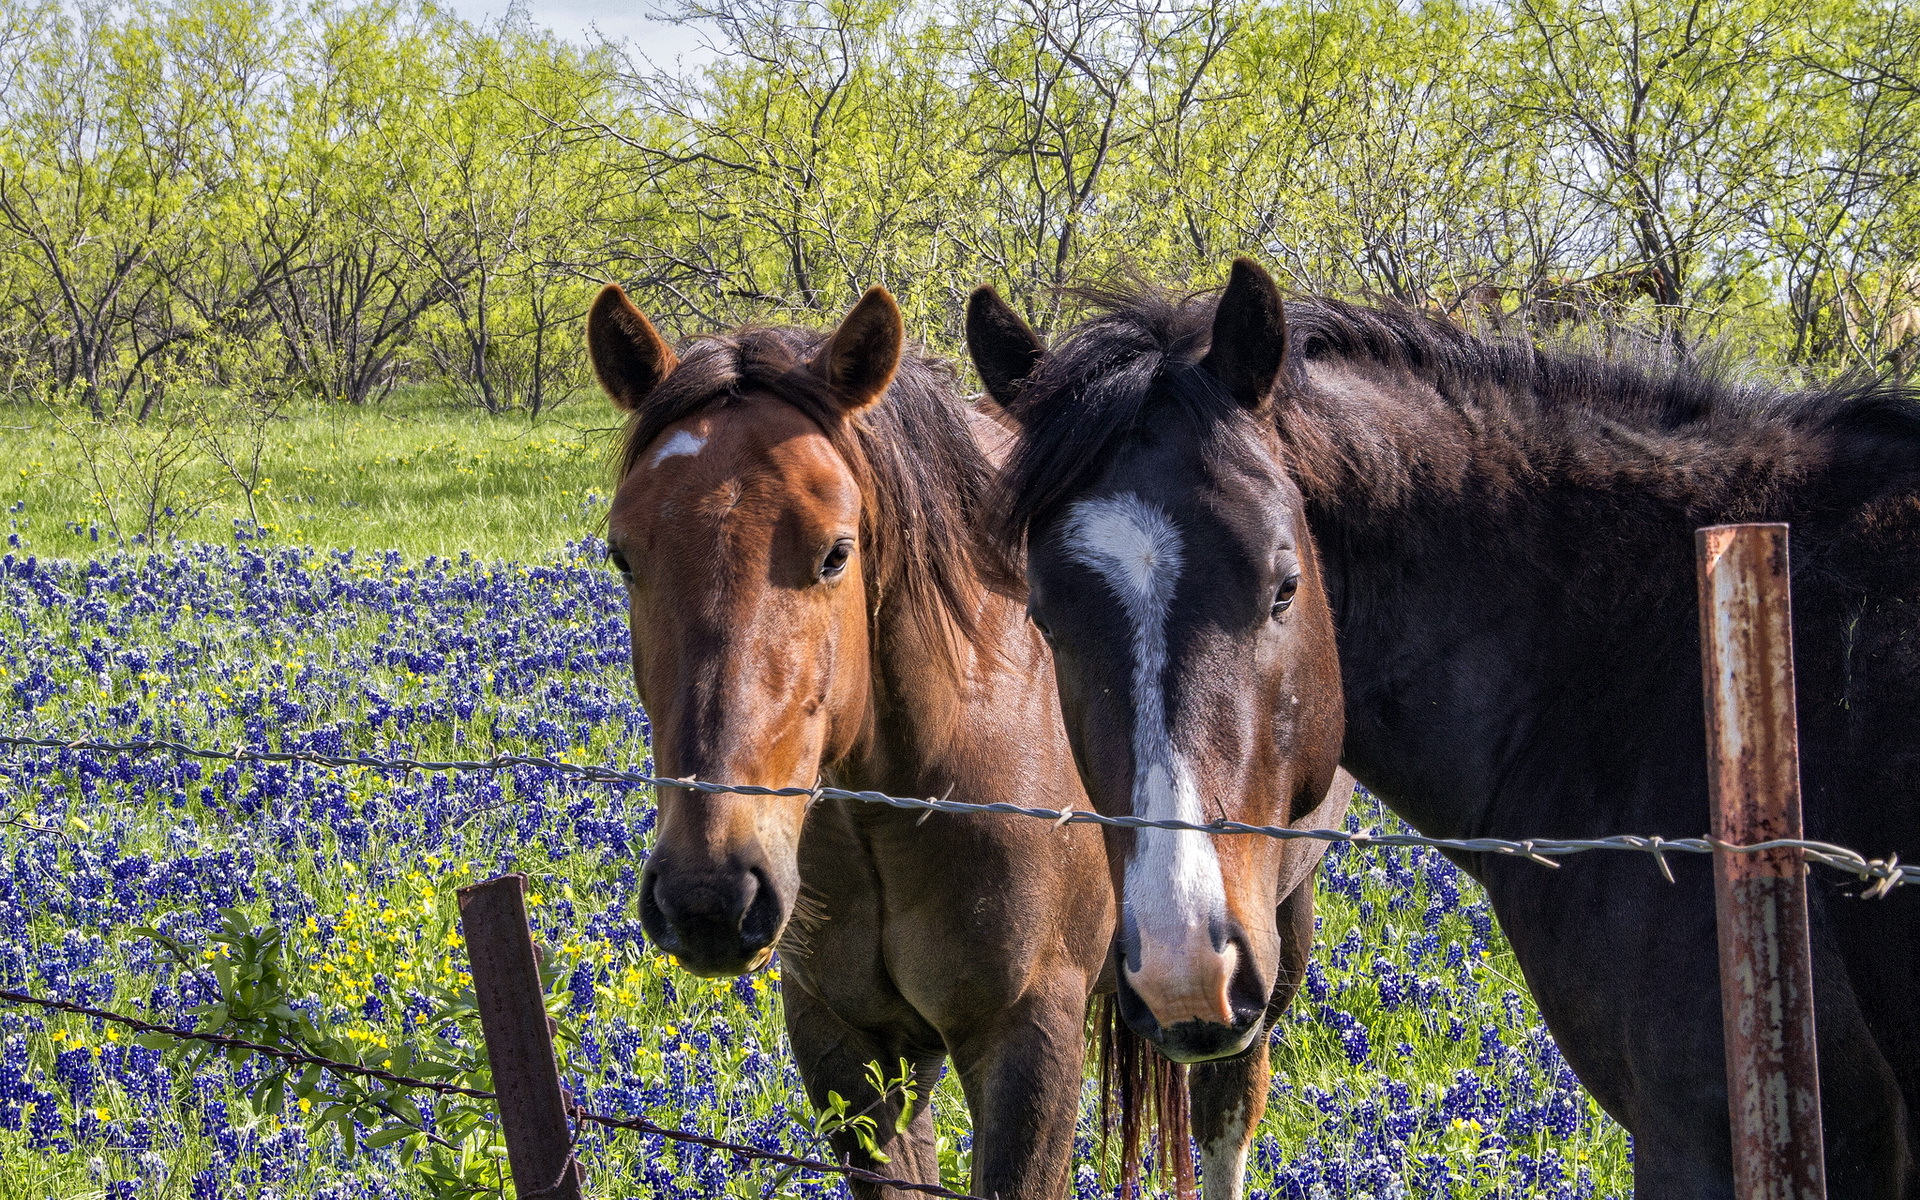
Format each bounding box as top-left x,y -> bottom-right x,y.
1696,523 -> 1827,1200
459,873 -> 585,1200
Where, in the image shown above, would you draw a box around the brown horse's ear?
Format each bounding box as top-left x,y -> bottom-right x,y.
966,285 -> 1046,415
587,284 -> 676,412
1201,257 -> 1288,410
815,286 -> 903,411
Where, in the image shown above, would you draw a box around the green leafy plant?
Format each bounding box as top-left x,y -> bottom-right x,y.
136,908 -> 516,1200
806,1057 -> 919,1164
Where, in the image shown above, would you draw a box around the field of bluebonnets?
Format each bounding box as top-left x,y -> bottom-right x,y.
0,423 -> 1632,1197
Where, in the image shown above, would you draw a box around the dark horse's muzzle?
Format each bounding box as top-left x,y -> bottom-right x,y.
639,856 -> 786,976
1114,923 -> 1270,1063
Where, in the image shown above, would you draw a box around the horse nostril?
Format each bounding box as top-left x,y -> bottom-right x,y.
732,866 -> 761,925
638,860 -> 785,975
738,866 -> 783,953
640,867 -> 688,926
638,868 -> 684,954
1115,919 -> 1270,1062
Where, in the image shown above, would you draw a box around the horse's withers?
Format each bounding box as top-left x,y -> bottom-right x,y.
590,285 -> 896,977
971,264 -> 1347,1063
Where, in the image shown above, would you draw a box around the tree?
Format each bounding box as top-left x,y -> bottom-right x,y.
1506,0 -> 1799,343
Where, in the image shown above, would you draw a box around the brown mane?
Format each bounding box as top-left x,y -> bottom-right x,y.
613,324 -> 1000,686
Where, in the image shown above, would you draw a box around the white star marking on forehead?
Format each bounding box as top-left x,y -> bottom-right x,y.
649,429 -> 707,469
1067,494 -> 1182,601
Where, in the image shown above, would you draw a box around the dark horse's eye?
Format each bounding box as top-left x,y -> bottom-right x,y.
607,547 -> 632,578
1028,609 -> 1054,645
821,538 -> 855,579
1271,573 -> 1300,619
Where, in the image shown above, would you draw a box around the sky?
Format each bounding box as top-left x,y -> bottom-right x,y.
438,0 -> 714,65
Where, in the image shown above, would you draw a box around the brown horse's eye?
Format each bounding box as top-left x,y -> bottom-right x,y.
1271,573 -> 1299,619
821,538 -> 854,579
607,547 -> 632,578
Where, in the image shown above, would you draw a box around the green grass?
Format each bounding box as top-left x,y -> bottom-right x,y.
1,390 -> 621,563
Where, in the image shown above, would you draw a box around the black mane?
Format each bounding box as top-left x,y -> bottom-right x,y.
996,287 -> 1920,547
993,289 -> 1243,549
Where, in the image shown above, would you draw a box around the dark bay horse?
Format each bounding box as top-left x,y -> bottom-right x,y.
967,281 -> 1349,1080
586,283 -> 1340,1198
970,258 -> 1920,1198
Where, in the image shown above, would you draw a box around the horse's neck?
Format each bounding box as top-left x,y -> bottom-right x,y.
837,579 -> 1044,799
1287,371 -> 1715,839
833,407 -> 1051,797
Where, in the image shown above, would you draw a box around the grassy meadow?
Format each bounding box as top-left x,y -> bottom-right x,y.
2,391 -> 618,564
0,395 -> 1628,1198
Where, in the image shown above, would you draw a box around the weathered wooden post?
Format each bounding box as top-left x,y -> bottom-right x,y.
1695,523 -> 1827,1200
459,873 -> 585,1200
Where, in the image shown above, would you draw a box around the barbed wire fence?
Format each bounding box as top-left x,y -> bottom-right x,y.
0,733 -> 1911,893
0,984 -> 976,1199
0,732 -> 989,1199
0,727 -> 1910,1197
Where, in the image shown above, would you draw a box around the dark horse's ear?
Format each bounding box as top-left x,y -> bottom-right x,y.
965,285 -> 1046,414
587,284 -> 676,413
1202,257 -> 1289,410
814,286 -> 904,411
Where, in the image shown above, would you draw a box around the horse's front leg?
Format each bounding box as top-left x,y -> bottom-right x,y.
946,979 -> 1091,1200
781,976 -> 947,1200
1190,873 -> 1315,1200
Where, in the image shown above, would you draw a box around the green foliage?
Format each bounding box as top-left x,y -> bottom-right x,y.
0,0 -> 1914,426
0,390 -> 611,560
134,907 -> 509,1198
805,1058 -> 920,1163
608,0 -> 1920,362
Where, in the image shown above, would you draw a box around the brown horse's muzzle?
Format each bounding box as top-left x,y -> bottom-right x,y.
639,853 -> 787,977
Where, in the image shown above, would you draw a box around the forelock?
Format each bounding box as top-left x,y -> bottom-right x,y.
994,287 -> 1253,555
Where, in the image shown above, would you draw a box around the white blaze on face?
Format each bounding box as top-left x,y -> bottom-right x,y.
1064,494 -> 1235,1026
649,429 -> 707,469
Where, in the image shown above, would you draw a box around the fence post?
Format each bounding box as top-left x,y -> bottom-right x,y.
458,873 -> 585,1200
1695,523 -> 1826,1200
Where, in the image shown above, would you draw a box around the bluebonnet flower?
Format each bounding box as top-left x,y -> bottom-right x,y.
0,538 -> 1628,1196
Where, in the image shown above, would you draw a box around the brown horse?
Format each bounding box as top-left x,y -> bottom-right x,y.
586,282 -> 1343,1199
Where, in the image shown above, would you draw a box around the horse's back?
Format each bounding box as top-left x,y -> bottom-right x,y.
965,399 -> 1018,466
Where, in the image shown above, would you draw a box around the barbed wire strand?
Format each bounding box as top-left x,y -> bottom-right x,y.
0,987 -> 981,1200
0,733 -> 1910,894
